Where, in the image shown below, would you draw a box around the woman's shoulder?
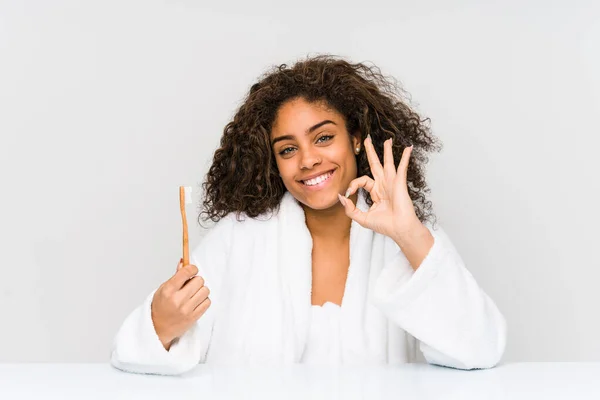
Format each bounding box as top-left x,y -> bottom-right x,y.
190,209 -> 277,265
199,207 -> 279,241
195,191 -> 302,250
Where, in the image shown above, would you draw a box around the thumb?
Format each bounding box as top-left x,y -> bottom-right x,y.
176,258 -> 183,272
337,193 -> 367,227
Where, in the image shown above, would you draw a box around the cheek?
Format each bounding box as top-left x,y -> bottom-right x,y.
275,159 -> 294,181
344,151 -> 358,174
347,160 -> 358,181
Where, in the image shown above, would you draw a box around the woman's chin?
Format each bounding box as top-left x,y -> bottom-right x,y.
295,190 -> 343,212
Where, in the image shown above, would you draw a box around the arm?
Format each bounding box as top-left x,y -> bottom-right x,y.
109,285 -> 211,375
373,224 -> 507,370
110,216 -> 233,375
391,221 -> 434,271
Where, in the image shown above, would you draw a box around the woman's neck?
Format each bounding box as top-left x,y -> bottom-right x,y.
302,193 -> 359,241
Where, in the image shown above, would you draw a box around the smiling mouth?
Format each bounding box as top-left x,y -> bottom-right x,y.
301,170 -> 335,186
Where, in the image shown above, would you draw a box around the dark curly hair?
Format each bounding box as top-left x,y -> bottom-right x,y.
199,55 -> 442,225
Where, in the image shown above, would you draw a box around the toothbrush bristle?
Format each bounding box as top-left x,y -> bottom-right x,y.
184,186 -> 192,204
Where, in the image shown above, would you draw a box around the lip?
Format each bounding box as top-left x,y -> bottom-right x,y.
299,169 -> 335,191
298,169 -> 336,182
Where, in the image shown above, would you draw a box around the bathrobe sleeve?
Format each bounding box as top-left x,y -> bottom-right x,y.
373,224 -> 507,370
110,216 -> 234,375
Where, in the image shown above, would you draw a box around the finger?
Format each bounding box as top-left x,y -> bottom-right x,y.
395,145 -> 413,184
338,194 -> 368,227
383,138 -> 395,179
184,285 -> 210,312
191,297 -> 211,320
179,275 -> 205,298
169,264 -> 199,290
365,135 -> 384,180
345,175 -> 376,199
176,258 -> 183,272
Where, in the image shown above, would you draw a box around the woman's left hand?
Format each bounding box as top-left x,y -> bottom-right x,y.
339,135 -> 423,244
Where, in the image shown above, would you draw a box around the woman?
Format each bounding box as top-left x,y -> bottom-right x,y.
110,55 -> 507,375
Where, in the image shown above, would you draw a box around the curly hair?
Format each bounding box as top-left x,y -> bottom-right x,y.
199,55 -> 442,225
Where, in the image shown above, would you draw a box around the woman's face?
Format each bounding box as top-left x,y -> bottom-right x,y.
271,97 -> 360,211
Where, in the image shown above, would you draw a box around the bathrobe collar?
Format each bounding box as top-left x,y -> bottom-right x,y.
277,189 -> 373,361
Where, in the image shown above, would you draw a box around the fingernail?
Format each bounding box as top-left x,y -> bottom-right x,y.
367,134 -> 371,141
345,189 -> 351,198
338,193 -> 347,206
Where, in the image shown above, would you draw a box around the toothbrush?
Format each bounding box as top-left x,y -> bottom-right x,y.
179,186 -> 192,266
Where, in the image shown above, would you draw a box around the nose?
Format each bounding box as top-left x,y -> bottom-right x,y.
300,148 -> 322,170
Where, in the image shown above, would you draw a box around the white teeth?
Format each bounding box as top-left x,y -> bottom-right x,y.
304,171 -> 332,186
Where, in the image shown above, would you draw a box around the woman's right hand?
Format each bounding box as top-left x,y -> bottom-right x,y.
151,260 -> 211,350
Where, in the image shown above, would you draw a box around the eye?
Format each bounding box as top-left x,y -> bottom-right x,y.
279,147 -> 295,156
316,135 -> 334,143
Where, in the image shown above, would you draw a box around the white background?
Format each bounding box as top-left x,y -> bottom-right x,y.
1,0 -> 599,363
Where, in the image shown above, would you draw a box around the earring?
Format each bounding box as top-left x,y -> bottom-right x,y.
355,147 -> 360,154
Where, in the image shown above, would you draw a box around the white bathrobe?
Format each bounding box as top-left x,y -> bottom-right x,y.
111,190 -> 507,375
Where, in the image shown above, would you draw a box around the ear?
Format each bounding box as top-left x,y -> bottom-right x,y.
351,131 -> 361,148
351,131 -> 361,153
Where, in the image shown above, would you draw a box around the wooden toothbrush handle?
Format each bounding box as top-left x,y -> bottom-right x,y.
179,187 -> 189,266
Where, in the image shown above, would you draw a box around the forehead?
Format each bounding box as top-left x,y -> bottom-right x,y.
272,98 -> 343,132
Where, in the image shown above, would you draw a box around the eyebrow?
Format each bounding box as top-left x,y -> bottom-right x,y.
271,120 -> 337,146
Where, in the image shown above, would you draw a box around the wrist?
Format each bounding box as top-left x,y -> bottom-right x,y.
392,222 -> 434,271
155,325 -> 175,350
392,222 -> 429,247
151,308 -> 175,350
159,335 -> 174,351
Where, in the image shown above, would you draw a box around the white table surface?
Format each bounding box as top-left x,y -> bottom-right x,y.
0,362 -> 599,399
